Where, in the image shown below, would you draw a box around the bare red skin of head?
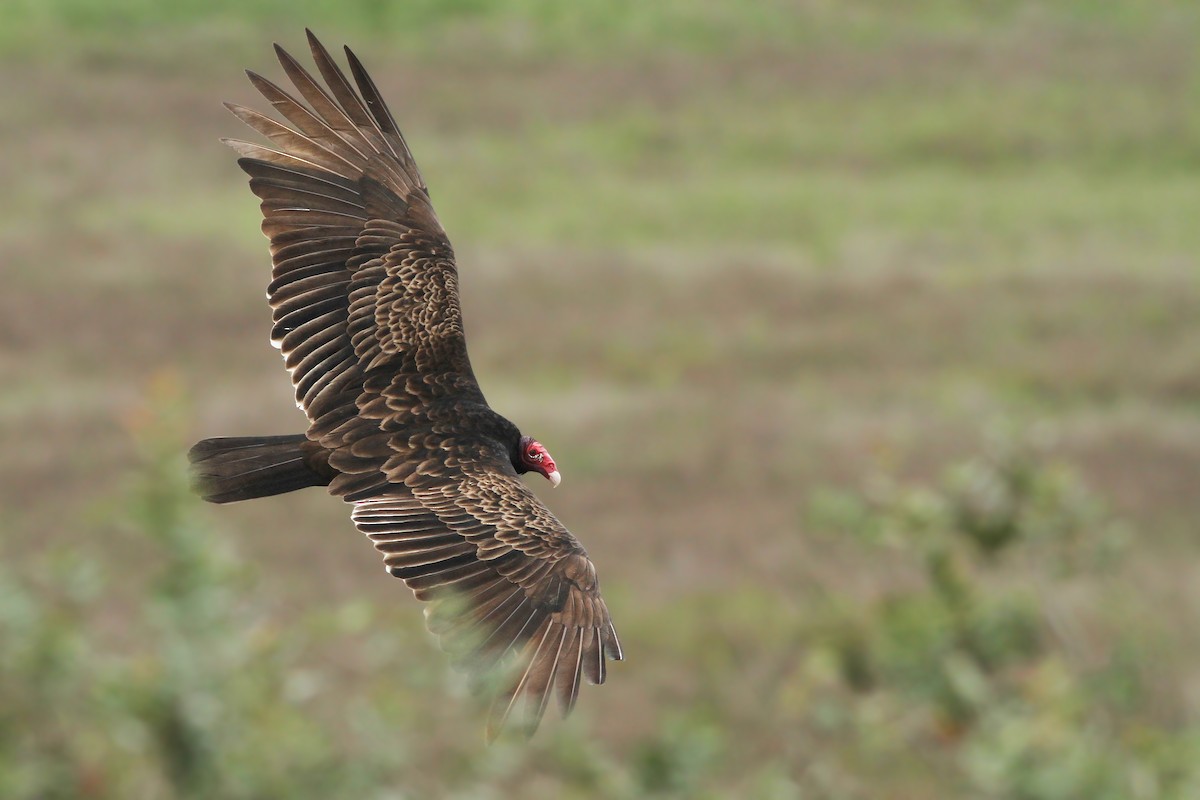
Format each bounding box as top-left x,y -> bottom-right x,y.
517,435 -> 558,482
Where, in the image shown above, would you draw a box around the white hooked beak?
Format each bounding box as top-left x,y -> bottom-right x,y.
547,469 -> 561,488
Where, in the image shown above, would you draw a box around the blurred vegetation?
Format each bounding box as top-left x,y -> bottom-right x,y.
4,0 -> 1169,61
4,392 -> 1196,797
796,427 -> 1197,798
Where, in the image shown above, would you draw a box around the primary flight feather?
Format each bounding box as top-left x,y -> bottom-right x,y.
189,30 -> 622,740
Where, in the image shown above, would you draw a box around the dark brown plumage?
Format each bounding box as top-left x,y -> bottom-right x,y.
188,30 -> 621,740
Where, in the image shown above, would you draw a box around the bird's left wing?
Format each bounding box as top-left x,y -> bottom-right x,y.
224,30 -> 484,444
351,464 -> 623,740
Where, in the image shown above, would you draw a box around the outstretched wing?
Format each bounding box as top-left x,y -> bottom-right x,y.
352,464 -> 623,739
225,30 -> 484,441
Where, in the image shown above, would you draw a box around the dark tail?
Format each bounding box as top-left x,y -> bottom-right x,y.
188,434 -> 333,504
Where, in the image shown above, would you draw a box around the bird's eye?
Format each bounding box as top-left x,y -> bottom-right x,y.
528,450 -> 542,461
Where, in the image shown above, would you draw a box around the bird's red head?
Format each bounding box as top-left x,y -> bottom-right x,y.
518,436 -> 560,487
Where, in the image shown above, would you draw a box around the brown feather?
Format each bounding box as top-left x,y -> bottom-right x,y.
244,70 -> 369,167
226,102 -> 362,173
343,46 -> 402,135
304,30 -> 396,160
555,627 -> 585,713
272,45 -> 366,149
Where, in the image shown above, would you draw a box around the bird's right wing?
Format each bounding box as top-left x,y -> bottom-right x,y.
224,30 -> 484,442
351,463 -> 623,740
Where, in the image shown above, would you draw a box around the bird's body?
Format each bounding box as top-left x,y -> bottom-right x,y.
189,31 -> 620,739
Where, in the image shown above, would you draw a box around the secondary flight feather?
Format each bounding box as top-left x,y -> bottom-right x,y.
188,30 -> 622,740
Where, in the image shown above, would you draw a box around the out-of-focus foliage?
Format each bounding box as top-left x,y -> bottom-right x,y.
0,386 -> 405,799
0,388 -> 784,798
4,396 -> 1197,798
6,0 -> 1152,61
796,427 -> 1198,798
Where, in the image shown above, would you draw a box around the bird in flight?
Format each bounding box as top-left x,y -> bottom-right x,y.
189,30 -> 622,740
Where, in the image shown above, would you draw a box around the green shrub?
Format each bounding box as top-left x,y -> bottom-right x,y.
802,425 -> 1198,798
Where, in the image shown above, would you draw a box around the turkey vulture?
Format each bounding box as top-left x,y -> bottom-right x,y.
188,30 -> 622,740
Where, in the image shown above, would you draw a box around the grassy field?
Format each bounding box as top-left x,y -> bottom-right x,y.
4,2 -> 1200,797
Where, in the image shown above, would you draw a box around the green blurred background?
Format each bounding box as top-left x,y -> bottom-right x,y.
3,1 -> 1200,797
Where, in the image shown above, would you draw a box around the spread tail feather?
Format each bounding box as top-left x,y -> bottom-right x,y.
188,434 -> 332,504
